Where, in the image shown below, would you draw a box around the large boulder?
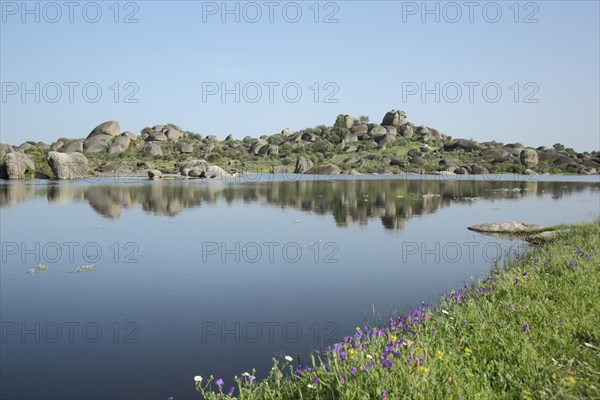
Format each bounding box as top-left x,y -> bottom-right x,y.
398,123 -> 414,138
47,151 -> 89,180
381,110 -> 408,128
165,128 -> 184,141
0,143 -> 15,157
142,142 -> 163,156
304,165 -> 341,175
121,131 -> 138,141
350,124 -> 368,135
147,170 -> 163,180
87,121 -> 120,139
3,152 -> 34,179
369,124 -> 387,137
519,148 -> 539,167
61,139 -> 84,153
84,134 -> 113,153
108,136 -> 131,155
342,115 -> 355,129
147,131 -> 168,142
294,157 -> 314,174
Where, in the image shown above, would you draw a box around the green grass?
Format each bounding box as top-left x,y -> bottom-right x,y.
195,222 -> 600,399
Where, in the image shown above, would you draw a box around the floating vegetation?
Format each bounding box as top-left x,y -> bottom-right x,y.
26,264 -> 49,276
74,264 -> 96,273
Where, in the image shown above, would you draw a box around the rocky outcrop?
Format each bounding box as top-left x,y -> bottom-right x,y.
3,152 -> 34,179
143,143 -> 163,156
519,148 -> 539,168
47,151 -> 89,180
294,157 -> 314,174
467,221 -> 545,234
381,109 -> 408,128
87,121 -> 120,139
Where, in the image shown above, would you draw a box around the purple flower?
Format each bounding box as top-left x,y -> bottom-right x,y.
340,351 -> 347,360
248,375 -> 255,383
340,374 -> 346,384
382,359 -> 393,368
312,376 -> 319,385
514,278 -> 520,285
215,378 -> 224,388
523,323 -> 530,332
228,387 -> 235,395
381,390 -> 388,399
533,259 -> 539,263
418,358 -> 424,366
168,397 -> 174,400
558,318 -> 564,325
351,367 -> 357,376
509,303 -> 514,310
569,260 -> 579,266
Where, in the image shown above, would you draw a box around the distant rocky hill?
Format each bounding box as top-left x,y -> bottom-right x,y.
1,110 -> 598,180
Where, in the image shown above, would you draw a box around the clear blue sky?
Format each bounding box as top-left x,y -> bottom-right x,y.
1,0 -> 599,150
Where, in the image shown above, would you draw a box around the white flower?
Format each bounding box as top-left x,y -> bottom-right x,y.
284,355 -> 293,362
307,384 -> 314,389
194,375 -> 203,382
366,354 -> 373,359
242,372 -> 250,377
442,310 -> 449,315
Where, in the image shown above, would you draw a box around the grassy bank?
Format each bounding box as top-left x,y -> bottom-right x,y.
195,222 -> 600,399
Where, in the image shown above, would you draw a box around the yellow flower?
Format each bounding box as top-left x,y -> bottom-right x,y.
436,350 -> 444,359
417,366 -> 428,372
523,390 -> 533,400
348,349 -> 356,356
404,340 -> 414,347
416,347 -> 425,352
464,347 -> 473,356
390,335 -> 398,342
565,376 -> 576,385
466,372 -> 474,379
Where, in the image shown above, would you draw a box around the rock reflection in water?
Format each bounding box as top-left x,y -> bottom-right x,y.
0,178 -> 597,229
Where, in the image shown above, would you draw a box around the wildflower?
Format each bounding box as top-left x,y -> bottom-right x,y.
436,350 -> 444,359
307,384 -> 314,389
441,309 -> 449,315
228,387 -> 235,395
523,390 -> 533,400
340,351 -> 347,360
565,376 -> 576,385
340,373 -> 346,384
381,390 -> 387,399
312,376 -> 318,385
464,348 -> 473,356
351,367 -> 357,376
348,349 -> 356,356
366,354 -> 373,360
418,358 -> 424,366
242,372 -> 249,377
523,323 -> 530,332
514,278 -> 520,285
248,375 -> 255,383
382,359 -> 393,368
284,355 -> 293,362
418,366 -> 428,372
215,378 -> 224,388
510,303 -> 514,310
466,372 -> 474,379
194,376 -> 203,382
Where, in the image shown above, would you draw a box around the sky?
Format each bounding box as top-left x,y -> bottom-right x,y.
1,0 -> 599,150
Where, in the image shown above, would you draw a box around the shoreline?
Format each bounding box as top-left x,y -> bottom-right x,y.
195,222 -> 600,399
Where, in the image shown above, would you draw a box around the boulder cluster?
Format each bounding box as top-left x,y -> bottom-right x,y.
1,110 -> 598,180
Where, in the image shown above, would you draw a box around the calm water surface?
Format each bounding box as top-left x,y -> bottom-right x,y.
1,175 -> 599,399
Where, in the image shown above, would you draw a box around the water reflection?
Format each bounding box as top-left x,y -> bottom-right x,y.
2,177 -> 598,229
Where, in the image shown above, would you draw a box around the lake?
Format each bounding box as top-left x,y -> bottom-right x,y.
1,174 -> 599,399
